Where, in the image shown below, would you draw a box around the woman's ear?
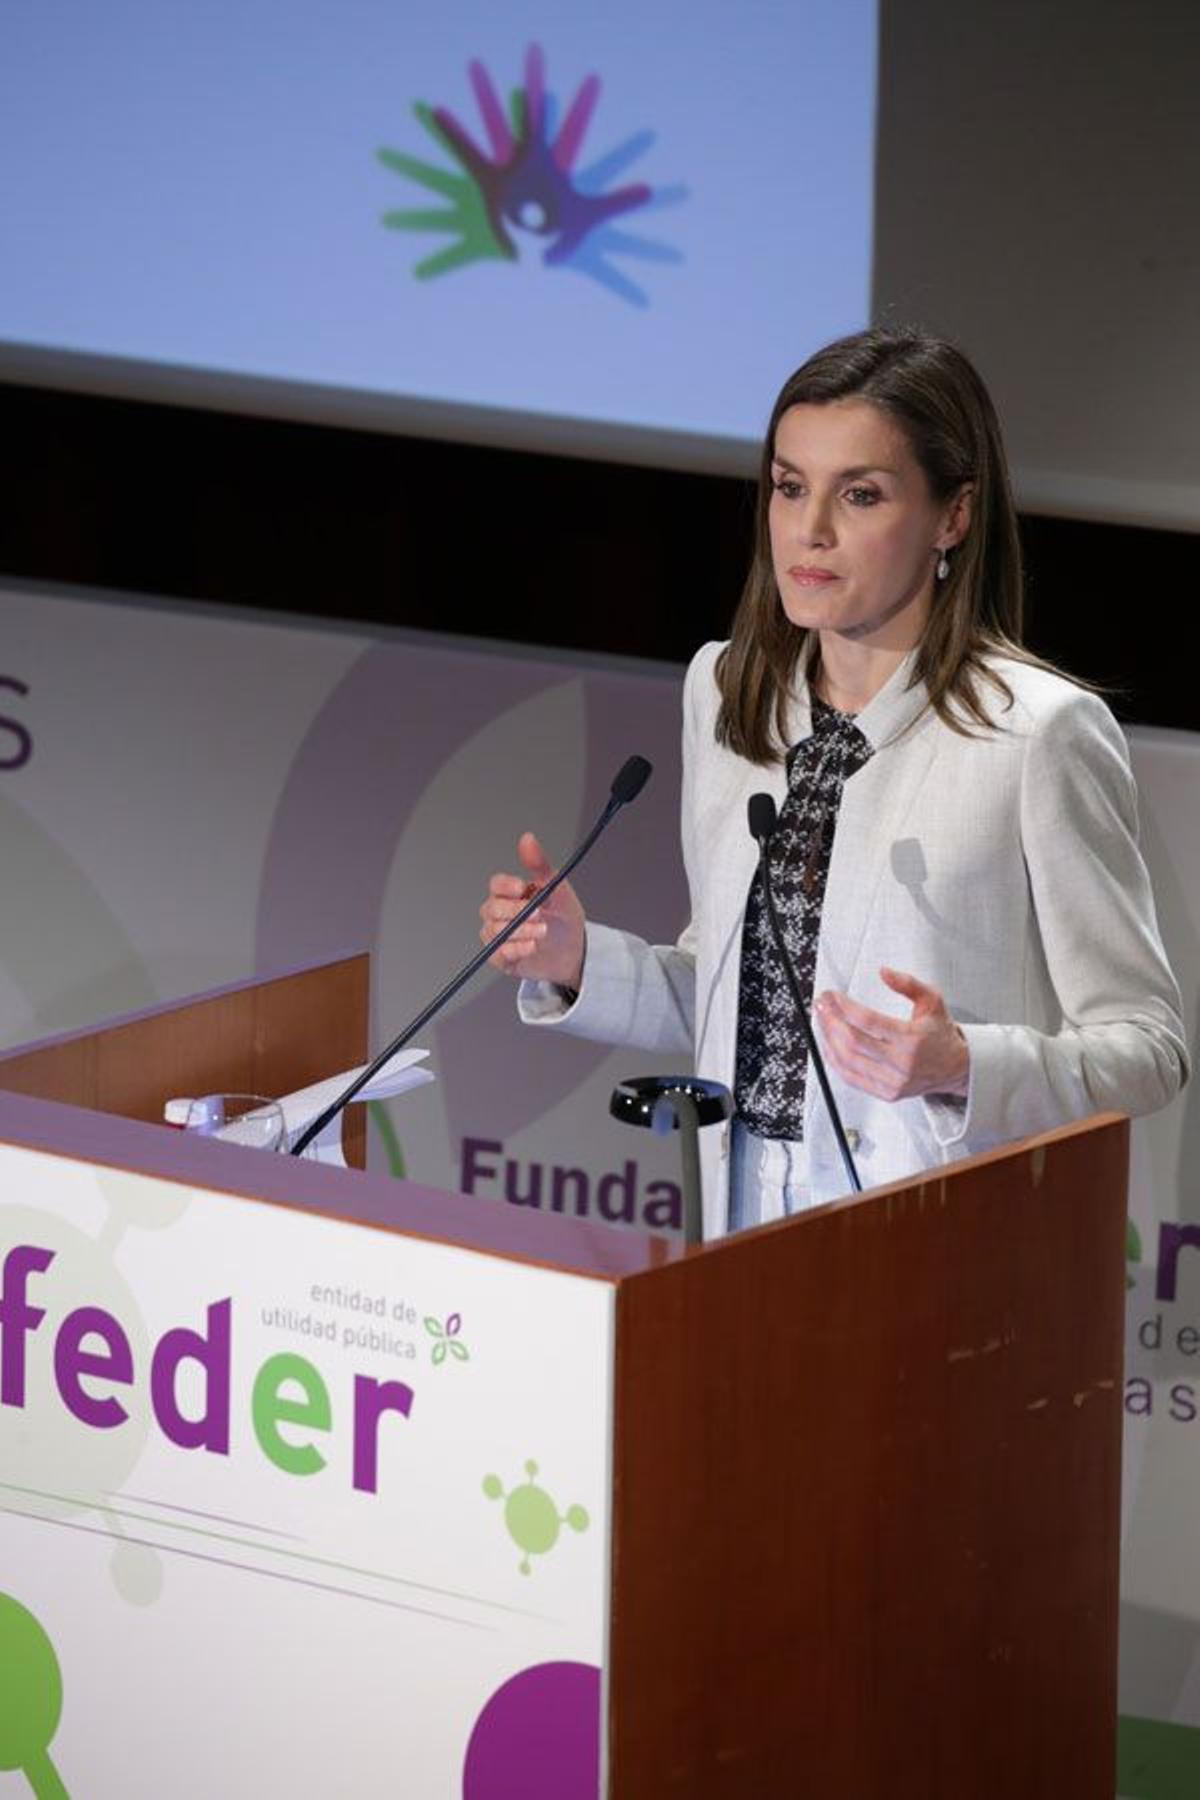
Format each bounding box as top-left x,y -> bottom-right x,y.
942,481 -> 975,549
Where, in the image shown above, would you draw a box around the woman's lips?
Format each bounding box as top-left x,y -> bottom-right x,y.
788,566 -> 839,586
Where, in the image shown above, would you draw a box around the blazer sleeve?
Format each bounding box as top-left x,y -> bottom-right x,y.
515,645 -> 716,1056
926,688 -> 1189,1152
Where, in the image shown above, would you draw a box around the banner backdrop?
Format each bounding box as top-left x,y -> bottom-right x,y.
3,579 -> 1200,1793
2,582 -> 692,1231
1113,726 -> 1200,1797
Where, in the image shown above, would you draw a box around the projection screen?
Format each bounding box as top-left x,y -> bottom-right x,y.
0,0 -> 878,474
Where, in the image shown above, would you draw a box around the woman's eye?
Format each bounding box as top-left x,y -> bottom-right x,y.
845,485 -> 880,506
772,477 -> 803,500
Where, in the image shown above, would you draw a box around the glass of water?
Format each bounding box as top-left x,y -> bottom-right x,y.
184,1094 -> 286,1153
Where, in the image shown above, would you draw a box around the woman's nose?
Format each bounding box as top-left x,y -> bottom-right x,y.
795,493 -> 834,548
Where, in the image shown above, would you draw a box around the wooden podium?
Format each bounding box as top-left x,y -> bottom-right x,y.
0,957 -> 1127,1798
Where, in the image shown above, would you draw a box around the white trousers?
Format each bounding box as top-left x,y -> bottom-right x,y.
727,1119 -> 813,1233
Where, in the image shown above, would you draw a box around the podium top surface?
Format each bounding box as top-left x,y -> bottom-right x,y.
0,1084 -> 682,1281
0,953 -> 685,1280
0,955 -> 1130,1292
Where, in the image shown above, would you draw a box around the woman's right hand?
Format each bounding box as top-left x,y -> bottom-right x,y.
479,831 -> 587,988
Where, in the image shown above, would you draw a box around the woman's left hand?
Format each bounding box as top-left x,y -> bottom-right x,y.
814,967 -> 970,1101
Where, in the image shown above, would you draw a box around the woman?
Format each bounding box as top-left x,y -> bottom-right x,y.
479,328 -> 1189,1237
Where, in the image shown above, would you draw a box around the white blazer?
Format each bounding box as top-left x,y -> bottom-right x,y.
521,641 -> 1189,1239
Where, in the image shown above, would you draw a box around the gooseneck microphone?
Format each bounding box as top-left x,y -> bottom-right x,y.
747,793 -> 862,1194
290,756 -> 653,1157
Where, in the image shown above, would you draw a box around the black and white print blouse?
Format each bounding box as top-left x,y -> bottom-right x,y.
734,696 -> 874,1139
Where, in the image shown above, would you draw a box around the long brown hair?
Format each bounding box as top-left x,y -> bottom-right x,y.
716,327 -> 1044,763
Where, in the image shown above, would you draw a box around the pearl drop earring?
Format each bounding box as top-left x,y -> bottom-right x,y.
935,549 -> 950,581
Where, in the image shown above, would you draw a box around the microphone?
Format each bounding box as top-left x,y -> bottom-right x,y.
289,755 -> 654,1157
610,754 -> 652,806
746,793 -> 862,1194
747,792 -> 777,848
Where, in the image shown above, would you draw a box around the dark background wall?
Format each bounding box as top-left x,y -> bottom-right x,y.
4,379 -> 1197,734
4,0 -> 1197,732
873,0 -> 1200,538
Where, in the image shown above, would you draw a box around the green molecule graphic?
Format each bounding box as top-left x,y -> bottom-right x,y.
0,1592 -> 70,1798
483,1459 -> 589,1575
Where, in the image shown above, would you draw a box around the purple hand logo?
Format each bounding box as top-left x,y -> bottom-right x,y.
378,44 -> 685,306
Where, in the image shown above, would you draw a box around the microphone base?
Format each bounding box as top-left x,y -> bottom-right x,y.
610,1076 -> 732,1247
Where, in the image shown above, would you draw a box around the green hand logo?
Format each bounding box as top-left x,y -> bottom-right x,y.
379,104 -> 513,280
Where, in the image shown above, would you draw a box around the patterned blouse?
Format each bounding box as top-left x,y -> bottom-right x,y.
734,696 -> 874,1139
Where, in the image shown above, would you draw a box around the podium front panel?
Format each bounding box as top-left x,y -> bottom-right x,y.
0,1139 -> 616,1797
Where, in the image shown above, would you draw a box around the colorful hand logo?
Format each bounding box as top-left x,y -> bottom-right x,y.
379,44 -> 685,306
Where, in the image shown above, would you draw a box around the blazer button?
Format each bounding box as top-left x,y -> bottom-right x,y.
845,1128 -> 861,1152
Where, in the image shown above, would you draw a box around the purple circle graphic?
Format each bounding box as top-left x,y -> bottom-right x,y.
463,1660 -> 601,1799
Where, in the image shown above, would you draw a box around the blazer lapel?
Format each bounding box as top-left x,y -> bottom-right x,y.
695,681 -> 806,1079
817,653 -> 937,996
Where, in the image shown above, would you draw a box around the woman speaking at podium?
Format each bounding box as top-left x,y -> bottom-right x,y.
478,328 -> 1188,1236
